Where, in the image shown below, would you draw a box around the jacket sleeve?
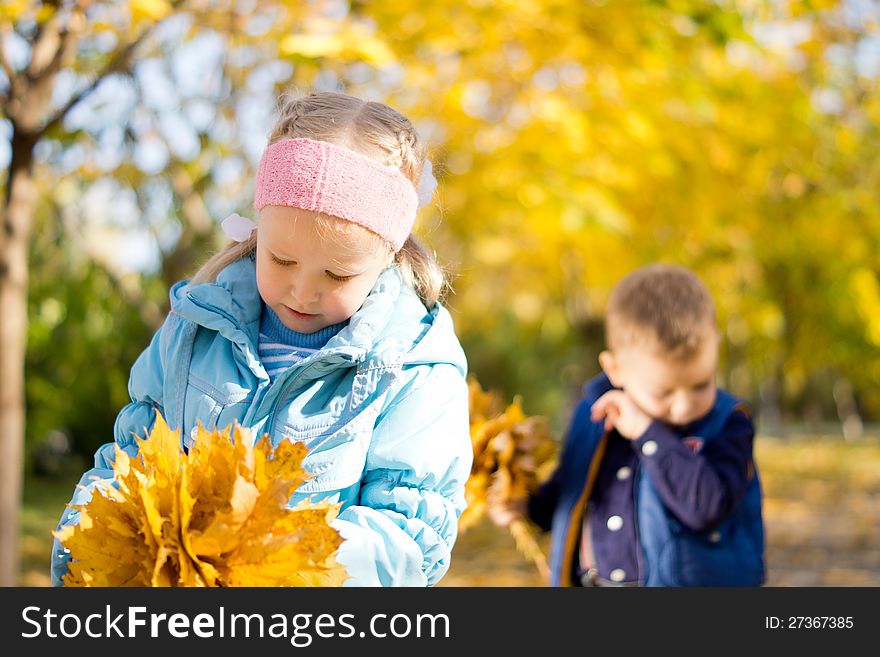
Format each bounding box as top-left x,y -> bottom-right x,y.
50,317 -> 170,586
528,396 -> 594,532
331,363 -> 472,586
632,409 -> 755,532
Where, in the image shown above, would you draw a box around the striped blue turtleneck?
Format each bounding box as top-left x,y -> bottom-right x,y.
257,305 -> 348,381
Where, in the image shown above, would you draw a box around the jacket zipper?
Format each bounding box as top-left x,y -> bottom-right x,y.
184,292 -> 368,440
258,350 -> 365,438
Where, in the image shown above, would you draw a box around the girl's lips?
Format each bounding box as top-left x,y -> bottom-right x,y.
283,305 -> 318,320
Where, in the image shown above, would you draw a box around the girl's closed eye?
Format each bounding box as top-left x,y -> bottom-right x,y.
271,253 -> 296,267
326,270 -> 356,282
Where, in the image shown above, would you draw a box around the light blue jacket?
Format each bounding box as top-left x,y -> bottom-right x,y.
51,258 -> 472,587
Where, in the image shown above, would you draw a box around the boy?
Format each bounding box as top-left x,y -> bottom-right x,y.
490,263 -> 765,586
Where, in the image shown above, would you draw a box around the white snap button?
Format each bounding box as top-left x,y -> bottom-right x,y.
609,568 -> 626,582
606,515 -> 624,531
186,425 -> 198,448
616,466 -> 632,480
641,440 -> 658,456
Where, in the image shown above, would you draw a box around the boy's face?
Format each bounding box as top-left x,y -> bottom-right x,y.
599,331 -> 720,428
256,206 -> 393,334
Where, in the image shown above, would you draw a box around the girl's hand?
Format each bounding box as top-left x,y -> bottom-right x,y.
487,496 -> 528,528
590,390 -> 652,441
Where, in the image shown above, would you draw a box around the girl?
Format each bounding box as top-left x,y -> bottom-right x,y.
51,91 -> 472,587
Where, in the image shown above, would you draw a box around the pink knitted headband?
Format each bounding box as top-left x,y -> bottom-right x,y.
253,137 -> 418,252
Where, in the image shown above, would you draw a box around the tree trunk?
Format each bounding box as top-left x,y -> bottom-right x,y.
833,377 -> 863,441
0,127 -> 37,586
758,364 -> 784,438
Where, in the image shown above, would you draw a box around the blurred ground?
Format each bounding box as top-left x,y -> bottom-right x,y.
21,435 -> 880,587
756,437 -> 880,586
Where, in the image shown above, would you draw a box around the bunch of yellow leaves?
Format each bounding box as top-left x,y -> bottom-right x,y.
54,412 -> 347,587
460,378 -> 557,580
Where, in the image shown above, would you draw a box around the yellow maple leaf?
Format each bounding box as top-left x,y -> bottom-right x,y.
55,412 -> 348,587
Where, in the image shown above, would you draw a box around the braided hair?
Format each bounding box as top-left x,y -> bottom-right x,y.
191,91 -> 446,308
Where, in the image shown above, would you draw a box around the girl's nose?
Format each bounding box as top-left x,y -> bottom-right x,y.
292,276 -> 320,305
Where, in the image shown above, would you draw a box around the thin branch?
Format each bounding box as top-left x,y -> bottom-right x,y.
27,20 -> 65,82
25,0 -> 65,80
39,34 -> 147,137
40,0 -> 190,138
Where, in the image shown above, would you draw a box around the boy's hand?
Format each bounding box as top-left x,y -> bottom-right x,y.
590,390 -> 652,440
487,496 -> 528,528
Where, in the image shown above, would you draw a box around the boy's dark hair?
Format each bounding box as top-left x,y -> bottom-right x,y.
605,263 -> 717,359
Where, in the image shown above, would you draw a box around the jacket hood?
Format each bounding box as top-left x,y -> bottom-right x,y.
170,257 -> 467,377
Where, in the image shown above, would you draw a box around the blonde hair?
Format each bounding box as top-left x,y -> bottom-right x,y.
605,263 -> 717,360
190,91 -> 446,308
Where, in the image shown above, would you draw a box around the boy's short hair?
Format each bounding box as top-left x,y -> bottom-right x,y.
605,263 -> 717,359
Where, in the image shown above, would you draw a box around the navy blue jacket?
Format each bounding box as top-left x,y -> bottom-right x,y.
529,373 -> 765,587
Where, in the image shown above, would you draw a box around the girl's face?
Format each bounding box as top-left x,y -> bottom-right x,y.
256,206 -> 393,334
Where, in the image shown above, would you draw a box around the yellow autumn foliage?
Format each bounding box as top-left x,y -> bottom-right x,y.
461,378 -> 557,578
54,412 -> 347,587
